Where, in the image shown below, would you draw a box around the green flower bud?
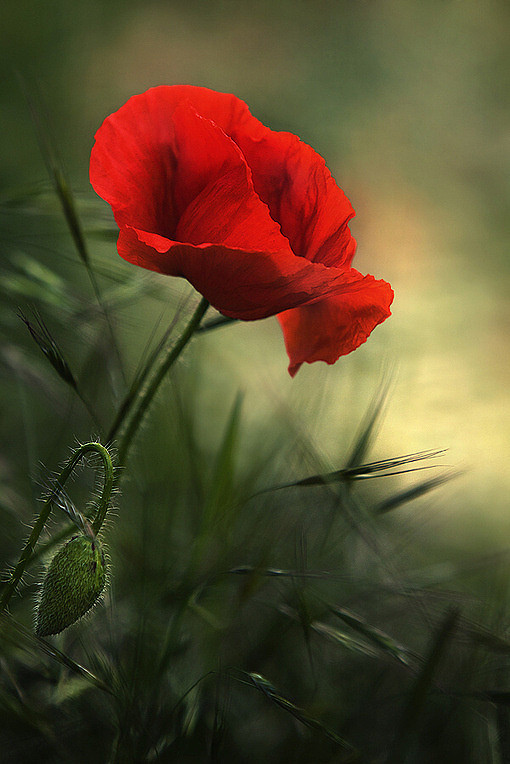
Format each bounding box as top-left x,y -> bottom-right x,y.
35,534 -> 106,637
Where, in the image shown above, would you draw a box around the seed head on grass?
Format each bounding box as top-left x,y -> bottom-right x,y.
18,308 -> 77,390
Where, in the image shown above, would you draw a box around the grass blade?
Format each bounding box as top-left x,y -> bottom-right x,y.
227,565 -> 338,578
345,374 -> 392,471
387,608 -> 460,764
202,392 -> 243,527
18,76 -> 126,384
255,449 -> 446,495
0,615 -> 113,695
375,471 -> 457,514
330,606 -> 414,666
18,308 -> 100,427
238,670 -> 360,755
196,314 -> 238,333
18,78 -> 90,269
18,308 -> 77,389
210,671 -> 232,763
310,620 -> 380,658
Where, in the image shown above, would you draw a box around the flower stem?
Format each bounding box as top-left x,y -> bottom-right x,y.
115,297 -> 209,467
0,442 -> 114,614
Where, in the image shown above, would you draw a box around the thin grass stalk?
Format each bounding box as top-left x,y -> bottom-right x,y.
18,308 -> 101,429
115,297 -> 209,467
0,614 -> 113,695
105,298 -> 190,445
18,76 -> 126,387
388,608 -> 460,764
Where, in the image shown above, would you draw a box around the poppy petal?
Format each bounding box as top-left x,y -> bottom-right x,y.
89,87 -> 258,236
117,226 -> 382,321
278,273 -> 394,376
145,87 -> 357,270
170,103 -> 293,254
94,86 -> 357,273
91,92 -> 297,254
90,90 -> 179,236
234,130 -> 357,269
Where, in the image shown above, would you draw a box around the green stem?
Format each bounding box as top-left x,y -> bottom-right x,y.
116,297 -> 209,467
0,441 -> 114,614
90,443 -> 115,536
196,314 -> 238,333
1,298 -> 206,605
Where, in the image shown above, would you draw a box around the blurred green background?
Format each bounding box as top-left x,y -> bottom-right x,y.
1,0 -> 509,546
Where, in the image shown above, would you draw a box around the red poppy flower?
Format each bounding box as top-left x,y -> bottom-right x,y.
90,86 -> 393,376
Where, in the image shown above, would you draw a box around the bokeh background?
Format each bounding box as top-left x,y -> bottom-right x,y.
2,0 -> 509,549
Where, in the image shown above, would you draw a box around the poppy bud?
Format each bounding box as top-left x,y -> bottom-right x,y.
35,534 -> 106,637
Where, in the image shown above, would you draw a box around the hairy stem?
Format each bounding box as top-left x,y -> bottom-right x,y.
0,441 -> 114,614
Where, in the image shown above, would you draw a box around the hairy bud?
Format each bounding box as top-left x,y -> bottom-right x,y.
36,534 -> 106,637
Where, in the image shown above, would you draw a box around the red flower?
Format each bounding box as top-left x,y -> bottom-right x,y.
90,86 -> 393,376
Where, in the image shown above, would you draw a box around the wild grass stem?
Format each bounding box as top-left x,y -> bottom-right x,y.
113,297 -> 209,467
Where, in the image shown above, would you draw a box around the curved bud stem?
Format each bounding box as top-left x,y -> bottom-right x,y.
0,441 -> 115,614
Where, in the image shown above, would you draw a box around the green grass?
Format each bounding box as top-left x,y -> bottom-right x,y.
0,177 -> 508,763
